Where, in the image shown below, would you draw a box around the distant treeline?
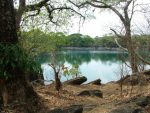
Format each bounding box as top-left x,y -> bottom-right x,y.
20,29 -> 150,52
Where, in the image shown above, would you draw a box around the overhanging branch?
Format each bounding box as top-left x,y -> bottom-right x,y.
45,3 -> 85,25
110,28 -> 128,51
110,28 -> 122,38
69,0 -> 126,26
135,51 -> 150,65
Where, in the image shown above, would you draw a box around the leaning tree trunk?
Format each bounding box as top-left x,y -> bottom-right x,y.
125,25 -> 138,73
0,0 -> 38,110
127,38 -> 138,73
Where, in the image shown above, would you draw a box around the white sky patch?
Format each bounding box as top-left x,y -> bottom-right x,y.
69,0 -> 150,37
81,11 -> 120,37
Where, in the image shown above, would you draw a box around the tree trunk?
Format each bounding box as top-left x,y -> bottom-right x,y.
15,0 -> 26,30
125,25 -> 138,73
0,0 -> 18,43
55,72 -> 62,91
0,79 -> 8,107
0,0 -> 38,108
127,40 -> 138,73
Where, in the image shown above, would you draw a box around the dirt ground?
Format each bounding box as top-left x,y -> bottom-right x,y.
34,82 -> 150,113
1,81 -> 150,113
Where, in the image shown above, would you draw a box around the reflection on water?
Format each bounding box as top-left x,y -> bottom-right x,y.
36,50 -> 128,84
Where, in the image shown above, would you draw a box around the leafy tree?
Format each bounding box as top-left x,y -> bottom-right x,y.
20,29 -> 68,55
94,36 -> 118,47
67,33 -> 83,47
20,29 -> 50,55
82,35 -> 94,47
15,0 -> 84,31
0,0 -> 40,108
69,64 -> 81,78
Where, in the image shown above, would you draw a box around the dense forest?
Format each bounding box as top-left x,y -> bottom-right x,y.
21,29 -> 150,51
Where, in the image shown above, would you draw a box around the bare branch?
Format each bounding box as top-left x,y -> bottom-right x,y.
68,0 -> 89,8
124,0 -> 133,21
69,0 -> 125,26
45,2 -> 85,25
48,63 -> 57,73
135,51 -> 150,65
110,28 -> 128,51
110,28 -> 122,38
129,0 -> 136,21
22,9 -> 40,23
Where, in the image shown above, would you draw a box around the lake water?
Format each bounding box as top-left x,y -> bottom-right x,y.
36,50 -> 129,84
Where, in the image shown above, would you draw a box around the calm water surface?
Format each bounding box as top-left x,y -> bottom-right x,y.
36,50 -> 129,84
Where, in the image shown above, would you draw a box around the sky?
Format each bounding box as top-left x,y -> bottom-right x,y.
69,0 -> 150,37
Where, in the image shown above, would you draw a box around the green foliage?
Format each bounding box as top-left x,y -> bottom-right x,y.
20,29 -> 150,53
134,35 -> 150,47
69,65 -> 81,78
20,29 -> 118,52
20,29 -> 67,55
63,64 -> 81,79
20,29 -> 51,56
67,33 -> 83,47
63,67 -> 70,79
94,36 -> 118,47
66,33 -> 94,47
0,43 -> 41,78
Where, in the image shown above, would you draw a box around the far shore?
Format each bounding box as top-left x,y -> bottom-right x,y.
61,46 -> 121,51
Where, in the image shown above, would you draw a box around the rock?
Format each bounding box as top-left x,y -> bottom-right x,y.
63,76 -> 87,85
116,69 -> 150,85
116,75 -> 130,84
117,75 -> 142,86
83,104 -> 97,112
109,107 -> 145,113
135,96 -> 150,107
87,79 -> 101,85
78,90 -> 103,98
146,77 -> 150,82
128,76 -> 139,86
143,69 -> 150,75
48,105 -> 83,113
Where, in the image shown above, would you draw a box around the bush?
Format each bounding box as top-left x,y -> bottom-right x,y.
0,43 -> 41,79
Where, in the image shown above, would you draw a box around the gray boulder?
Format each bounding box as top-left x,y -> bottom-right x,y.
109,107 -> 145,113
48,105 -> 83,113
87,79 -> 101,85
143,69 -> 150,75
135,96 -> 150,107
78,90 -> 103,98
63,76 -> 87,85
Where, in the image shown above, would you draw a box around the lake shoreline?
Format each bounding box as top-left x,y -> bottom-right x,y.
40,49 -> 128,84
61,47 -> 121,51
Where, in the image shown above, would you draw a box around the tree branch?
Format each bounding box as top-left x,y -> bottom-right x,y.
69,0 -> 126,26
45,3 -> 85,25
22,9 -> 40,23
68,0 -> 89,8
135,51 -> 150,65
110,28 -> 128,51
110,28 -> 122,38
124,0 -> 133,22
17,0 -> 85,26
48,63 -> 56,73
25,0 -> 50,12
129,0 -> 136,21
